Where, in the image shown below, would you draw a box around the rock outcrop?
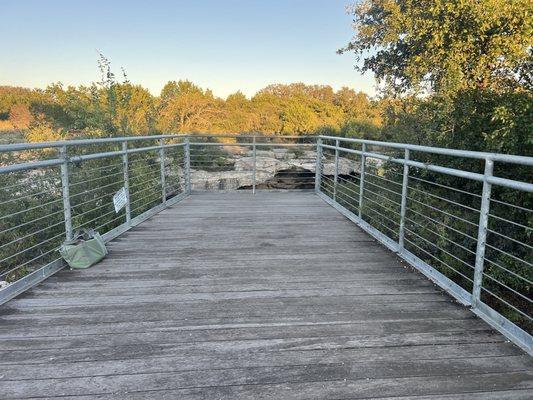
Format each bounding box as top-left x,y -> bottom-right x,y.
188,149 -> 357,191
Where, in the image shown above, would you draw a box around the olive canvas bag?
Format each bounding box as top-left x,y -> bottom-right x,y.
59,229 -> 108,269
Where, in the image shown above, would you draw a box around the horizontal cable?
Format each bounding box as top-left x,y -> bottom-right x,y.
69,179 -> 124,200
70,169 -> 124,187
130,190 -> 160,206
0,219 -> 65,250
0,186 -> 61,206
363,186 -> 402,209
407,195 -> 479,228
0,248 -> 62,279
129,181 -> 161,194
74,208 -> 122,230
363,178 -> 402,197
362,194 -> 401,218
481,286 -> 533,322
408,185 -> 480,213
94,214 -> 125,232
130,188 -> 161,207
486,228 -> 533,252
404,226 -> 475,271
70,161 -> 123,174
362,212 -> 398,237
405,215 -> 476,256
488,212 -> 532,232
404,236 -> 474,284
72,200 -> 115,219
490,197 -> 533,214
334,183 -> 361,203
334,187 -> 361,207
483,257 -> 533,286
128,156 -> 159,166
0,197 -> 63,222
321,176 -> 361,200
364,171 -> 403,188
363,202 -> 401,227
130,196 -> 161,215
338,172 -> 361,182
70,191 -> 114,209
129,178 -> 161,193
129,166 -> 161,177
406,206 -> 477,242
1,174 -> 60,191
129,162 -> 161,173
0,230 -> 65,264
482,272 -> 532,304
485,243 -> 533,268
0,209 -> 64,236
408,175 -> 482,199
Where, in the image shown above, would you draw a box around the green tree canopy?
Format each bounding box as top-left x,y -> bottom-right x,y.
340,0 -> 533,94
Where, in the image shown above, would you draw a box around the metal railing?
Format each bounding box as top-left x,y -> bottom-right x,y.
316,135 -> 532,355
0,133 -> 531,354
0,134 -> 190,303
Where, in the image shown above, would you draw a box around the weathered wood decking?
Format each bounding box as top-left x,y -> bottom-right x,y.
0,191 -> 531,399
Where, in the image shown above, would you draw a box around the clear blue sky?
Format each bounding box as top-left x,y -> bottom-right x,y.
0,0 -> 375,98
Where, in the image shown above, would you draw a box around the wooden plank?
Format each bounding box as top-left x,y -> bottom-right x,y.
29,373 -> 532,400
0,191 -> 530,399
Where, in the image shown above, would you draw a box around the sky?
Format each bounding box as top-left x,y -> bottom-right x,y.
0,0 -> 376,98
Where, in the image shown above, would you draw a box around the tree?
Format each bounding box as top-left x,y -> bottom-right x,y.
157,80 -> 220,133
217,91 -> 258,133
340,0 -> 533,94
113,83 -> 155,134
8,104 -> 33,130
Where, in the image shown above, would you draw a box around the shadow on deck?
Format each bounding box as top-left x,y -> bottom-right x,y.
0,191 -> 531,399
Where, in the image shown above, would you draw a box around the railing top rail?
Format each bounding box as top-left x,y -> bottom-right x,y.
319,135 -> 533,166
319,143 -> 533,193
0,134 -> 317,153
0,134 -> 184,153
2,133 -> 531,166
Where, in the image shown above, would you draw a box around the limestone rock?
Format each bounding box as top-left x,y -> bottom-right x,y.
187,149 -> 357,191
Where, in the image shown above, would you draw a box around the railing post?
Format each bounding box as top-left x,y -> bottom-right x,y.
122,141 -> 131,225
184,138 -> 191,194
159,139 -> 166,204
315,138 -> 322,193
472,158 -> 494,307
398,148 -> 410,251
252,136 -> 257,195
358,143 -> 366,218
59,145 -> 72,241
333,139 -> 339,201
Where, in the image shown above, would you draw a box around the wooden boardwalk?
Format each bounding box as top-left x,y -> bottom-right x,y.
0,191 -> 531,399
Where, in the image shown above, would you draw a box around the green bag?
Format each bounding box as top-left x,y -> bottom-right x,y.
59,229 -> 108,269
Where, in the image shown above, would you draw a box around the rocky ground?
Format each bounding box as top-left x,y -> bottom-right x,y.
187,148 -> 358,191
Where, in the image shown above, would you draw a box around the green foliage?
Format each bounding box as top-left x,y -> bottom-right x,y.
340,0 -> 533,330
1,54 -> 384,141
341,0 -> 533,94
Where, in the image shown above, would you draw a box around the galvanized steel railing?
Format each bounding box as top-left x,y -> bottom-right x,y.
0,134 -> 314,302
315,135 -> 532,355
0,134 -> 191,303
0,133 -> 531,354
